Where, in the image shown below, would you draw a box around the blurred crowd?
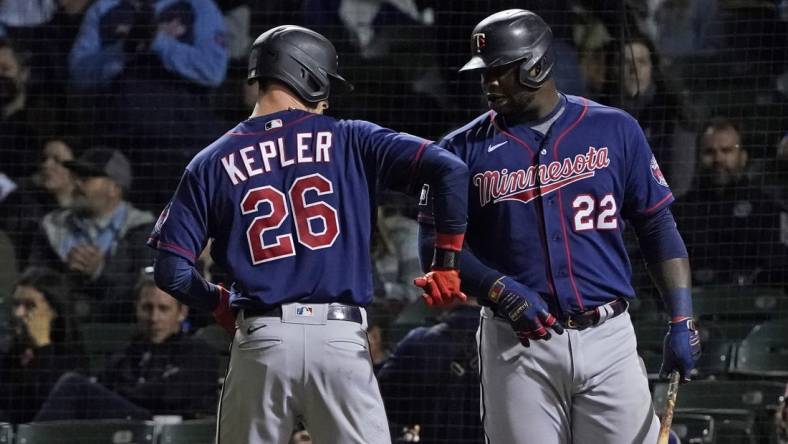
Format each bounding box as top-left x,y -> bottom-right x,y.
0,0 -> 786,442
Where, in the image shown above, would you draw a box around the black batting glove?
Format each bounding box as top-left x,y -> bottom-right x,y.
490,276 -> 563,347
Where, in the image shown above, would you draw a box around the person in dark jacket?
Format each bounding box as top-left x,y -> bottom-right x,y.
673,117 -> 788,286
377,300 -> 483,444
34,272 -> 219,420
0,267 -> 85,423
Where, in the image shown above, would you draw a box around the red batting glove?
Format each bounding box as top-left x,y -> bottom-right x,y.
212,286 -> 236,336
414,232 -> 466,306
414,269 -> 467,306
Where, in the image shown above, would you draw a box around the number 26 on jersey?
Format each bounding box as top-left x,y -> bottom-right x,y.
241,173 -> 340,263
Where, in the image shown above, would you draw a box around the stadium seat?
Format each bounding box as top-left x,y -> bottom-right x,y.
730,318 -> 788,377
79,323 -> 139,372
692,286 -> 787,320
694,339 -> 734,378
157,418 -> 216,444
653,380 -> 785,412
0,422 -> 11,444
15,420 -> 154,444
653,380 -> 785,444
671,412 -> 714,444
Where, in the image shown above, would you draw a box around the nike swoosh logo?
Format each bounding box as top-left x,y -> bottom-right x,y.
487,141 -> 508,152
247,324 -> 267,334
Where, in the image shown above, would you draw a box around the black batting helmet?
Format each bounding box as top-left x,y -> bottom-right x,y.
459,9 -> 555,89
247,25 -> 353,103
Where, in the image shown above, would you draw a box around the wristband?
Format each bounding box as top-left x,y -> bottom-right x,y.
432,248 -> 460,270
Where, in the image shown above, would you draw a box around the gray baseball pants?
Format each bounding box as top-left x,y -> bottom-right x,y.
477,308 -> 659,444
217,303 -> 391,444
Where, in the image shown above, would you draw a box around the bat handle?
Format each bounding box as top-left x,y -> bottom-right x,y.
657,370 -> 681,444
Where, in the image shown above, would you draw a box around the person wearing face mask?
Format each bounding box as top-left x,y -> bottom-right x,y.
33,271 -> 219,420
673,117 -> 788,286
0,266 -> 85,423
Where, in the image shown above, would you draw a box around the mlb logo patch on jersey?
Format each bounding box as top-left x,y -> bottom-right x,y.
650,155 -> 669,187
265,119 -> 283,131
296,306 -> 314,317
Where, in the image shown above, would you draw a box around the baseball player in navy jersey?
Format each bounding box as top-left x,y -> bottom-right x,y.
147,25 -> 469,444
417,10 -> 701,443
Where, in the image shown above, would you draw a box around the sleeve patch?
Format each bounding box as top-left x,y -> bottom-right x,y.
650,155 -> 669,188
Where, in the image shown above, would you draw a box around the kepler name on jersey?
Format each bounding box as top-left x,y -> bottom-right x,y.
221,131 -> 333,185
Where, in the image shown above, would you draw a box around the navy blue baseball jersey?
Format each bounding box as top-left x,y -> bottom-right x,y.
148,109 -> 466,310
434,94 -> 673,314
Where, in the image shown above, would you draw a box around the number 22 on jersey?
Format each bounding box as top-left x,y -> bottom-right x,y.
240,173 -> 340,264
572,193 -> 618,231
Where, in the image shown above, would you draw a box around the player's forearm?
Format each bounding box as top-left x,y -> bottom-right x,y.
648,258 -> 693,321
631,207 -> 693,320
153,250 -> 219,312
417,148 -> 469,236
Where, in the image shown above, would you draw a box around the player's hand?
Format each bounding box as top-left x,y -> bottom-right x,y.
490,276 -> 563,347
212,285 -> 236,336
660,318 -> 701,383
413,269 -> 466,306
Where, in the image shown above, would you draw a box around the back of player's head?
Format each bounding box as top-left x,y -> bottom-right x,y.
247,25 -> 353,103
459,9 -> 555,89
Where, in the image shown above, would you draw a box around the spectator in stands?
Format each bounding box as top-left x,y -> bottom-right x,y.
1,137 -> 79,267
377,299 -> 483,444
69,0 -> 229,207
0,267 -> 84,423
0,38 -> 38,179
34,272 -> 219,420
374,195 -> 422,303
641,0 -> 722,62
365,300 -> 399,372
29,148 -> 156,321
605,33 -> 696,196
674,117 -> 788,286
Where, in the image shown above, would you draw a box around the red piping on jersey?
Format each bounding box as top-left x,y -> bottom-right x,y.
552,97 -> 589,311
155,240 -> 197,262
226,113 -> 317,136
641,192 -> 674,215
491,113 -> 535,157
491,112 -> 557,299
410,141 -> 430,175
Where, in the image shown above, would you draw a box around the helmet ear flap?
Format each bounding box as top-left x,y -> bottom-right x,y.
518,58 -> 542,89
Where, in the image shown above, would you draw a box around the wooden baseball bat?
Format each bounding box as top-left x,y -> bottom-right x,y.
657,370 -> 681,444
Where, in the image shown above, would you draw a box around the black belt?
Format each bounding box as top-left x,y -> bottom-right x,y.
244,304 -> 363,324
564,298 -> 628,330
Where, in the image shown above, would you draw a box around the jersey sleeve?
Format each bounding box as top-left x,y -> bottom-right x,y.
622,117 -> 674,219
147,169 -> 210,263
353,121 -> 468,235
415,137 -> 461,226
